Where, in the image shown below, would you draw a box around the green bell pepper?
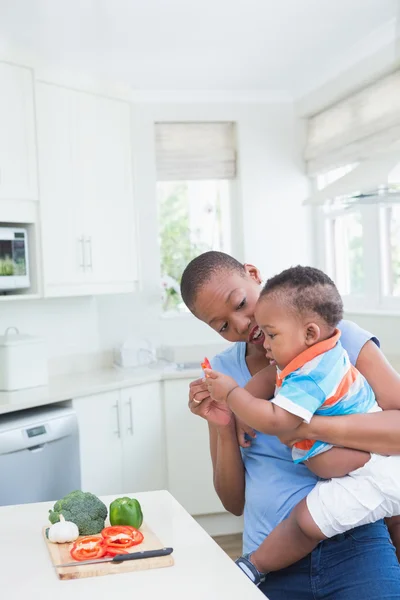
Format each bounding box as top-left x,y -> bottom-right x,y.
109,497 -> 143,529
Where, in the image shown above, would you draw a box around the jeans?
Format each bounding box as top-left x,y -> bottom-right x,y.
258,521 -> 400,600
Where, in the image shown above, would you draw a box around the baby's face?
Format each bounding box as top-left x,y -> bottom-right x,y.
254,296 -> 310,370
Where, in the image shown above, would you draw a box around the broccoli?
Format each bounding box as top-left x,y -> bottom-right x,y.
48,490 -> 108,535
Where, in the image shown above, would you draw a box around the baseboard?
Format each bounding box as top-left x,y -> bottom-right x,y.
194,512 -> 244,537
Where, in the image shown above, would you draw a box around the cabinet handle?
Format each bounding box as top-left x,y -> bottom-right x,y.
86,237 -> 93,271
127,397 -> 134,435
78,236 -> 85,270
0,167 -> 2,185
113,403 -> 121,438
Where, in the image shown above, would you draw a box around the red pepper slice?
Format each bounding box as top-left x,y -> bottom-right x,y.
105,528 -> 144,548
201,357 -> 211,372
104,547 -> 130,557
70,536 -> 106,561
101,526 -> 137,539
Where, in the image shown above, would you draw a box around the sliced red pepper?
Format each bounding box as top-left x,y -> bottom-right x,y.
70,536 -> 106,561
104,536 -> 135,549
105,530 -> 144,548
101,526 -> 137,539
105,547 -> 130,557
201,357 -> 211,372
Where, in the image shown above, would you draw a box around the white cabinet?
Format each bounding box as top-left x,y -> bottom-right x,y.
36,82 -> 137,297
73,390 -> 124,496
163,378 -> 225,515
36,85 -> 85,290
0,62 -> 37,201
120,384 -> 166,493
73,383 -> 166,497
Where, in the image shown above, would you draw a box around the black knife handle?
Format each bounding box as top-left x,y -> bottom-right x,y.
112,547 -> 174,563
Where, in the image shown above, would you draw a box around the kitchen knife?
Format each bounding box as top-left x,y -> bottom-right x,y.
56,547 -> 173,568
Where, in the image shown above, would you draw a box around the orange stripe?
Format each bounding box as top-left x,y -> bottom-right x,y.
277,329 -> 341,384
294,439 -> 314,451
322,365 -> 358,407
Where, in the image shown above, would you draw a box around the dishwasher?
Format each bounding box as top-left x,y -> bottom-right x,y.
0,404 -> 81,506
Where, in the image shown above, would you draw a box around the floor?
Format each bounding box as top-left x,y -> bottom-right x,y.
213,534 -> 242,560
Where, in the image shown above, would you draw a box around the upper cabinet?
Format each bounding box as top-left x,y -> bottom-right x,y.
36,82 -> 138,297
0,62 -> 38,201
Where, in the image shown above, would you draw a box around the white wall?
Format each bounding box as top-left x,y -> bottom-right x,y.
96,101 -> 311,356
345,312 -> 400,370
0,96 -> 310,374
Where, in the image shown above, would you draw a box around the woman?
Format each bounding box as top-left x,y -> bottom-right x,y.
181,251 -> 400,600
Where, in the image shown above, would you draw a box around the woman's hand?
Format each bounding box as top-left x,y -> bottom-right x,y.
188,378 -> 233,427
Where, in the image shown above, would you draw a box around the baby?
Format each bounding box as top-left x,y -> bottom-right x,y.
205,266 -> 400,582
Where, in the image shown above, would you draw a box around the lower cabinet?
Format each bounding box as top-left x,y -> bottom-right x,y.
163,378 -> 226,515
73,383 -> 166,496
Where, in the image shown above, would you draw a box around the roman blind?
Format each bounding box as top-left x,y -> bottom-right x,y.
155,122 -> 236,181
305,69 -> 400,176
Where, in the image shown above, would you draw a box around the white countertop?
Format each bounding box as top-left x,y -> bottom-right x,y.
1,490 -> 265,600
0,365 -> 201,415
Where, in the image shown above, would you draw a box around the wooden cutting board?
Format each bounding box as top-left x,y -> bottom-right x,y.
43,522 -> 174,580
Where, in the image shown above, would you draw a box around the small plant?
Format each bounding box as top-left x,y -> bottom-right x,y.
0,257 -> 14,276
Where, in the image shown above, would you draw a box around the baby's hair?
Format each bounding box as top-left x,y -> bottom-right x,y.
181,251 -> 246,311
260,266 -> 343,328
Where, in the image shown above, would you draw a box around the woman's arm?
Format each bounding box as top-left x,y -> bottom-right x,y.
208,421 -> 245,516
286,341 -> 400,455
189,378 -> 245,516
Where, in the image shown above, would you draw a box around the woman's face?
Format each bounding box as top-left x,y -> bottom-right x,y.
192,264 -> 265,347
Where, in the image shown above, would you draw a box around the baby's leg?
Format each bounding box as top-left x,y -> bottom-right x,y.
251,498 -> 326,573
307,446 -> 370,479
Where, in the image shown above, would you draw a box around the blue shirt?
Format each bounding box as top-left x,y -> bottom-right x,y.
211,319 -> 379,554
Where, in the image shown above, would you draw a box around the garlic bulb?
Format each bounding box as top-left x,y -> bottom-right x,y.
48,514 -> 79,543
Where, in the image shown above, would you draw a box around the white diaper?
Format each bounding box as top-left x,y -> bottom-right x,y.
306,453 -> 400,538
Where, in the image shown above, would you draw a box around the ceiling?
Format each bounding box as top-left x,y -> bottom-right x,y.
0,0 -> 398,98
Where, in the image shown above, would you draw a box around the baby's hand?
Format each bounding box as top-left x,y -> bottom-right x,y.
203,369 -> 239,403
236,417 -> 256,448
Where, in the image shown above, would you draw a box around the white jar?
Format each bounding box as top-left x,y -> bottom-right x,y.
0,327 -> 48,391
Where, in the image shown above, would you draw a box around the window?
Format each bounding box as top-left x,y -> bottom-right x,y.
388,206 -> 400,296
331,211 -> 364,296
155,122 -> 237,312
158,179 -> 232,311
315,163 -> 400,312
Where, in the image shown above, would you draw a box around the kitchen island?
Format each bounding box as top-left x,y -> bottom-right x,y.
0,489 -> 265,600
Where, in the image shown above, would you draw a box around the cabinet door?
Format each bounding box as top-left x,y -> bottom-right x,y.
76,92 -> 137,290
120,384 -> 166,493
0,62 -> 37,200
36,83 -> 85,293
73,391 -> 124,496
163,379 -> 225,515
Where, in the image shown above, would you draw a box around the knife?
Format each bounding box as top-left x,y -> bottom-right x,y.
55,547 -> 173,568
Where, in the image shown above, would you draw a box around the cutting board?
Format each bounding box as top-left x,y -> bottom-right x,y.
43,522 -> 174,580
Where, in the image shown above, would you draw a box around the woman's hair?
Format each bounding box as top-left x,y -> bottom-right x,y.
181,251 -> 245,310
260,265 -> 343,328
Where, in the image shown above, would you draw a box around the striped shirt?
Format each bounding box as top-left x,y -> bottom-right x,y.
272,330 -> 378,463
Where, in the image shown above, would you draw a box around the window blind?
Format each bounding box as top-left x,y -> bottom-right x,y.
304,148 -> 400,205
155,122 -> 236,181
305,69 -> 400,175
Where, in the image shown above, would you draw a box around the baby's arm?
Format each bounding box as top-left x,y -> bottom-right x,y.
227,386 -> 303,434
204,369 -> 303,434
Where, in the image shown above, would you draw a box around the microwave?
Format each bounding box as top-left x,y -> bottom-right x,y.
0,227 -> 30,291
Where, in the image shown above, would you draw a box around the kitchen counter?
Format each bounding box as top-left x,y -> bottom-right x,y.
0,364 -> 201,415
0,490 -> 265,600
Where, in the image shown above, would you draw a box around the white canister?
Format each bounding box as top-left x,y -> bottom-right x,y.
0,327 -> 48,391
